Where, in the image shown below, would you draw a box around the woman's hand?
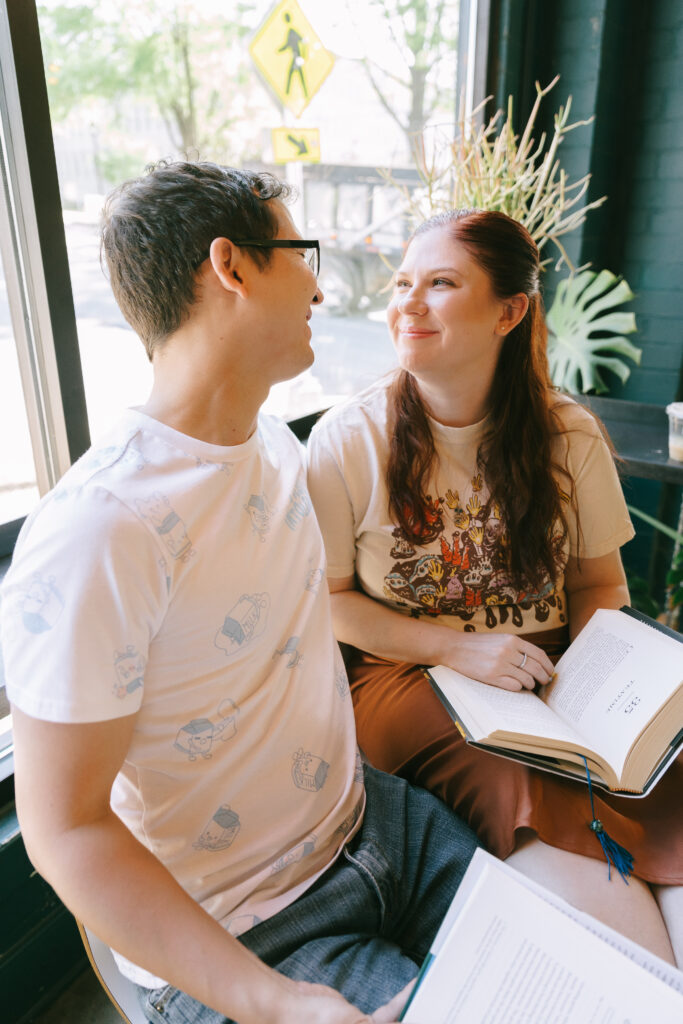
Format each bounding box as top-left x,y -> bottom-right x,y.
442,632 -> 555,692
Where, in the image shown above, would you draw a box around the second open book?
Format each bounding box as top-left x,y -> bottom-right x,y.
427,607 -> 683,794
400,849 -> 683,1023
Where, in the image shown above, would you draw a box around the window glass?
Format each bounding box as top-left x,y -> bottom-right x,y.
37,0 -> 459,426
0,252 -> 39,524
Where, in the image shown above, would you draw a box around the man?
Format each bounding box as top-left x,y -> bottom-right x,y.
1,162 -> 477,1023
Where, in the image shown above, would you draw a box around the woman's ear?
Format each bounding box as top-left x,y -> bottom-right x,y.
208,237 -> 248,298
497,293 -> 529,335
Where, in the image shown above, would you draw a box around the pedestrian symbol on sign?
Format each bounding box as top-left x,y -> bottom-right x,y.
250,0 -> 335,118
279,12 -> 308,98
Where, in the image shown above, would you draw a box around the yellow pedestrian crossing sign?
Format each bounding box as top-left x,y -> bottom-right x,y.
272,127 -> 321,163
250,0 -> 335,118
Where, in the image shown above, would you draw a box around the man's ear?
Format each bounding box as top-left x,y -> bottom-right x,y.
208,237 -> 248,298
496,293 -> 529,335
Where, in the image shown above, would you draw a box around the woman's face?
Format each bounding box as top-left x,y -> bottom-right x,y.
387,227 -> 512,385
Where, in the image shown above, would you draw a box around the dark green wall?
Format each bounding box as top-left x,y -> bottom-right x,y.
487,0 -> 683,592
489,0 -> 683,407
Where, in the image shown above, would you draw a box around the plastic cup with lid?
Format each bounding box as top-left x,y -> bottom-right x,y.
666,402 -> 683,462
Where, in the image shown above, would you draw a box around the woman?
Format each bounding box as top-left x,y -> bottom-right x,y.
307,209 -> 682,963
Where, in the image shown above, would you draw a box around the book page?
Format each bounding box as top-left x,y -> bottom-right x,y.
429,667 -> 585,748
402,854 -> 683,1023
546,609 -> 682,777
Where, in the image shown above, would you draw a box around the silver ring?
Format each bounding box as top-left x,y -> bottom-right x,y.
518,652 -> 527,669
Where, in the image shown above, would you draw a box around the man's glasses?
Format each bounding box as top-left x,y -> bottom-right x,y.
234,239 -> 320,278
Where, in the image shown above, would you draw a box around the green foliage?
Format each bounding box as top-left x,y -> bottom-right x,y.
624,570 -> 661,620
95,148 -> 148,189
546,270 -> 641,394
667,549 -> 683,611
627,502 -> 683,629
389,78 -> 606,272
382,77 -> 641,396
39,1 -> 257,163
346,0 -> 458,145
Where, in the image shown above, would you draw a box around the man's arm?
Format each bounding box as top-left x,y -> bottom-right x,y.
12,707 -> 397,1024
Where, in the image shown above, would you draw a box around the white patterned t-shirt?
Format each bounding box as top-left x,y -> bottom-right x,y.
1,410 -> 363,985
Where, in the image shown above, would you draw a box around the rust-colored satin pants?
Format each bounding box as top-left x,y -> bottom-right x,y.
348,630 -> 683,884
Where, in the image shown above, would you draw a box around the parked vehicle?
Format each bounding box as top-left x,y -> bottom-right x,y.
302,164 -> 421,315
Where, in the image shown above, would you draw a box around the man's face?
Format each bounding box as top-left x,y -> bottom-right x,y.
247,200 -> 324,385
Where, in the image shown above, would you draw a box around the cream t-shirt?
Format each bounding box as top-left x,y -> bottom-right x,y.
307,382 -> 635,636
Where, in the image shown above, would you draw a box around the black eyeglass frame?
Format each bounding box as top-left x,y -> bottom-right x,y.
233,239 -> 320,277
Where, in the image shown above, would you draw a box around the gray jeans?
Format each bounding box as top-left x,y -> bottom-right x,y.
138,764 -> 479,1022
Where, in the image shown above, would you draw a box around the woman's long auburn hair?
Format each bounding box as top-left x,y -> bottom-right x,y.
386,209 -> 569,590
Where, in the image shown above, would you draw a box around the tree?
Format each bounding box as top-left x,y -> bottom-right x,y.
344,0 -> 458,158
39,1 -> 259,174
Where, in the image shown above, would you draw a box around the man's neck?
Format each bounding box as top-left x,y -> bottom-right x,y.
141,333 -> 268,447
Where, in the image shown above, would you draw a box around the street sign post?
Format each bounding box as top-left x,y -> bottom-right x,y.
249,0 -> 335,118
272,126 -> 321,163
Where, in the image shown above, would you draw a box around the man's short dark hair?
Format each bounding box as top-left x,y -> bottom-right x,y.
101,161 -> 291,358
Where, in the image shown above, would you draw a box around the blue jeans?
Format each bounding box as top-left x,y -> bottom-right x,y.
138,765 -> 479,1022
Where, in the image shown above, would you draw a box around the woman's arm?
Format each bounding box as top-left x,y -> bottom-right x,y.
329,577 -> 555,692
563,548 -> 630,640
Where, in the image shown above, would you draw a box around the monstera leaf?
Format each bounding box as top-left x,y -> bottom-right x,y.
546,269 -> 641,394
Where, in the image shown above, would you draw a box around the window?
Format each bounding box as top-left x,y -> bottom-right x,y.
0,0 -> 89,777
1,0 -> 468,777
36,0 -> 460,425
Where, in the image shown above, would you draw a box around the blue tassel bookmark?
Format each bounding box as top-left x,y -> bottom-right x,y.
581,756 -> 634,883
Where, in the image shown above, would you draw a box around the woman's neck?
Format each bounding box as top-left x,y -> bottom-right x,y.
414,375 -> 492,428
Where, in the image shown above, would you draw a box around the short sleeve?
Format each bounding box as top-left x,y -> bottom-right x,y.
306,427 -> 357,579
559,405 -> 635,558
1,487 -> 168,722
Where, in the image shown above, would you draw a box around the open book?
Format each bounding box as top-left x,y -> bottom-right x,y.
428,607 -> 683,794
400,849 -> 683,1023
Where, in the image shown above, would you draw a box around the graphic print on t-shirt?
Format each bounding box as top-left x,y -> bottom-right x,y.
284,473 -> 312,530
19,573 -> 64,634
215,593 -> 271,655
136,491 -> 195,562
271,834 -> 317,874
304,567 -> 325,592
112,645 -> 145,698
291,748 -> 329,791
273,636 -> 304,668
384,472 -> 564,631
174,698 -> 240,761
244,492 -> 274,541
194,805 -> 241,851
